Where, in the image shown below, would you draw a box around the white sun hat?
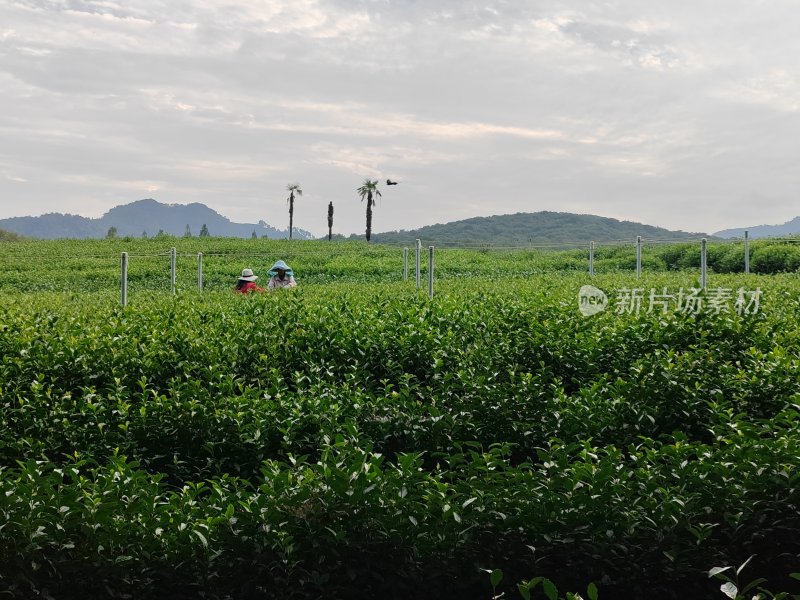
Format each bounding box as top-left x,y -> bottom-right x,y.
239,268 -> 258,281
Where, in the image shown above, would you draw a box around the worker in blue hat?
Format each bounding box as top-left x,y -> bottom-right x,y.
267,259 -> 297,289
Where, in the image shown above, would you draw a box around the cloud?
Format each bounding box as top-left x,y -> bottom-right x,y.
717,69 -> 800,113
1,0 -> 800,236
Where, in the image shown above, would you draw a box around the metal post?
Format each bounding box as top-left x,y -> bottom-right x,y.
197,252 -> 203,291
121,252 -> 128,307
589,241 -> 595,277
428,246 -> 434,299
636,236 -> 642,279
415,239 -> 421,289
170,247 -> 177,294
744,230 -> 750,274
700,238 -> 707,290
403,247 -> 409,281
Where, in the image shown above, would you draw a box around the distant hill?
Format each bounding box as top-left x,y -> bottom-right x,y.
358,212 -> 707,246
714,217 -> 800,239
0,199 -> 312,240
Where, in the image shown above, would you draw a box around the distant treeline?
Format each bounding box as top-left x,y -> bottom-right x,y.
0,228 -> 24,242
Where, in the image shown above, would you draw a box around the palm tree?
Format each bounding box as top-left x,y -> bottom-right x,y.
357,179 -> 381,242
286,183 -> 302,240
327,201 -> 334,241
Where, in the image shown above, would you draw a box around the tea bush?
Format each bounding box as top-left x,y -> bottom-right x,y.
1,246 -> 799,599
1,236 -> 799,295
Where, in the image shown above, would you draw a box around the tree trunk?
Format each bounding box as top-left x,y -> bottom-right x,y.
327,202 -> 333,241
365,193 -> 373,242
288,194 -> 294,240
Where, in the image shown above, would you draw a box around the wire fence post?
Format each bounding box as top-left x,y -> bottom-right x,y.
589,241 -> 595,277
197,252 -> 203,291
415,239 -> 421,289
744,230 -> 750,274
428,246 -> 434,298
403,247 -> 409,281
121,252 -> 128,307
170,247 -> 177,294
636,236 -> 642,279
700,238 -> 708,290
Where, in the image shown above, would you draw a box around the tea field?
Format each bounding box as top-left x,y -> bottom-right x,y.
2,235 -> 800,294
1,238 -> 800,599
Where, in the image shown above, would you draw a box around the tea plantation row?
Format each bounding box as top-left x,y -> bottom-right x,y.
1,274 -> 799,598
2,236 -> 800,294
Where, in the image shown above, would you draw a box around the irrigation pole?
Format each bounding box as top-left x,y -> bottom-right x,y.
636,236 -> 642,279
428,246 -> 434,298
197,252 -> 203,291
121,252 -> 128,307
744,230 -> 750,274
415,239 -> 421,289
589,241 -> 595,277
700,238 -> 708,290
403,247 -> 409,281
170,247 -> 177,294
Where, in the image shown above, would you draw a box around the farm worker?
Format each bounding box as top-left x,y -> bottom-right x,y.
267,260 -> 297,289
235,268 -> 265,293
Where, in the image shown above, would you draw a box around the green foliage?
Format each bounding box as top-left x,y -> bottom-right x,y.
655,239 -> 800,274
709,557 -> 800,599
750,244 -> 800,274
1,244 -> 800,598
514,575 -> 596,600
0,228 -> 25,241
1,237 -> 800,295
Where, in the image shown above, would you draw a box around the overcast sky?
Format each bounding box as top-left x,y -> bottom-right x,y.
1,0 -> 798,237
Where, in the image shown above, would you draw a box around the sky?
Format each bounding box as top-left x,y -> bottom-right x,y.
1,0 -> 799,238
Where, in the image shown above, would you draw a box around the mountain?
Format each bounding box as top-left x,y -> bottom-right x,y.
359,211 -> 708,246
0,199 -> 312,240
714,217 -> 800,239
0,213 -> 103,239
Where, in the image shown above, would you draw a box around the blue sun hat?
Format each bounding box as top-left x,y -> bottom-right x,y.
268,259 -> 293,277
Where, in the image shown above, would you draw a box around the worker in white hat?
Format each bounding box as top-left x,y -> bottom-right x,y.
234,267 -> 265,294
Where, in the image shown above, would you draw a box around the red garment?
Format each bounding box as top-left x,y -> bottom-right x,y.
235,281 -> 265,294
